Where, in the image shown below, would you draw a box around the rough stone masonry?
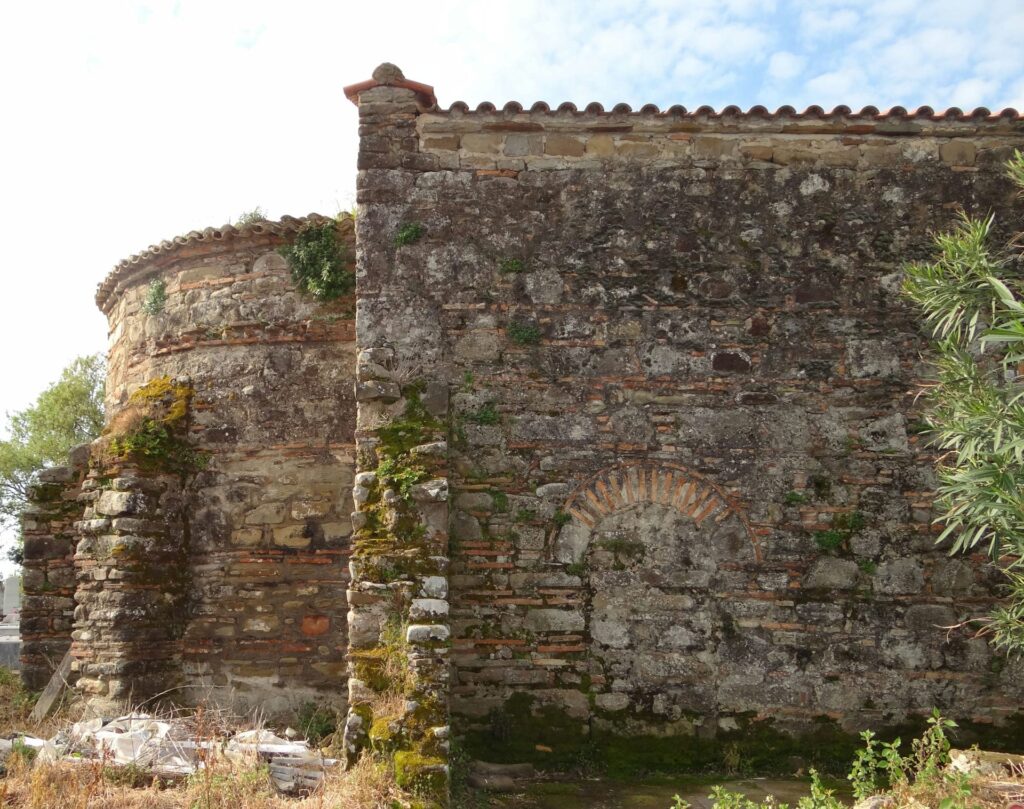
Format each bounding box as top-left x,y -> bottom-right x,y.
20,62 -> 1024,800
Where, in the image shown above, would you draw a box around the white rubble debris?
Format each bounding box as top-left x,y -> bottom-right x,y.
1,714 -> 338,794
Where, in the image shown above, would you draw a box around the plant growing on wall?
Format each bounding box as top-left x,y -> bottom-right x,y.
141,279 -> 167,315
394,222 -> 424,247
507,319 -> 541,345
234,206 -> 267,226
103,376 -> 208,475
279,219 -> 354,301
902,149 -> 1024,656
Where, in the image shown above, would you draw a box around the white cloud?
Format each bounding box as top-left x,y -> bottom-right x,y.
948,78 -> 1000,108
767,51 -> 805,81
804,67 -> 869,105
800,8 -> 859,37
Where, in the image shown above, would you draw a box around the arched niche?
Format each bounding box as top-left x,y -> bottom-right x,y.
551,463 -> 759,564
548,463 -> 759,727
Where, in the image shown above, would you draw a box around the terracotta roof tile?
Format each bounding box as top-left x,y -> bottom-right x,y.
344,65 -> 1020,123
96,214 -> 350,313
431,100 -> 1020,121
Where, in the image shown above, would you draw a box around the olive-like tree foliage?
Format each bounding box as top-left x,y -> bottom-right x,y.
0,355 -> 105,563
903,150 -> 1024,656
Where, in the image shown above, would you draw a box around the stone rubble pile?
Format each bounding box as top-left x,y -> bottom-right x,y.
0,714 -> 337,794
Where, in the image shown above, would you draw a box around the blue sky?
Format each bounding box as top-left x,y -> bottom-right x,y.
0,0 -> 1022,568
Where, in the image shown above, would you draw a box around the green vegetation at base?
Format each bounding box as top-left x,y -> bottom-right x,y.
677,770 -> 842,809
459,693 -> 860,779
673,710 -> 977,809
457,701 -> 1017,809
459,694 -> 1024,789
297,701 -> 339,747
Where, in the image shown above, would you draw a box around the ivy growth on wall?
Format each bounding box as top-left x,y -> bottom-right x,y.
279,220 -> 354,301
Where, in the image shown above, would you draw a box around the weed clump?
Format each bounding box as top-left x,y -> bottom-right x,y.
508,319 -> 542,345
279,219 -> 354,301
464,402 -> 500,425
141,279 -> 167,315
297,701 -> 339,747
103,377 -> 208,474
234,206 -> 267,226
499,258 -> 525,274
394,222 -> 425,247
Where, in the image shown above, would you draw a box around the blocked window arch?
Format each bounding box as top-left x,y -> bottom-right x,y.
550,463 -> 759,564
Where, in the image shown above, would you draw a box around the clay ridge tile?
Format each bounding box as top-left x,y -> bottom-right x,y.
434,101 -> 1021,122
95,213 -> 352,312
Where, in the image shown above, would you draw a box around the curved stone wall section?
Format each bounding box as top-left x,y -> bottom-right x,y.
93,216 -> 356,714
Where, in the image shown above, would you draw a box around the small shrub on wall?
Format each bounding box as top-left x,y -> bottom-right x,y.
279,219 -> 354,301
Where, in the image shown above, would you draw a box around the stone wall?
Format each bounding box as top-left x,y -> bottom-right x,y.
348,65 -> 1024,775
341,68 -> 452,803
21,63 -> 1024,800
73,459 -> 189,712
19,446 -> 88,689
74,216 -> 357,714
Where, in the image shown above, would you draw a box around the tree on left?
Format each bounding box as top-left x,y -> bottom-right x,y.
0,355 -> 105,564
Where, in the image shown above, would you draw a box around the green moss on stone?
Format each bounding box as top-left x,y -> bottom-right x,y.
369,713 -> 404,753
394,749 -> 448,798
104,377 -> 208,475
459,695 -> 864,778
499,258 -> 525,274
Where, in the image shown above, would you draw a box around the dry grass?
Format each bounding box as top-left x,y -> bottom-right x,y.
0,665 -> 77,741
0,668 -> 408,808
0,752 -> 404,809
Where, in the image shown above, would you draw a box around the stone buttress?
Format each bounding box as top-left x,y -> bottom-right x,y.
341,65 -> 452,804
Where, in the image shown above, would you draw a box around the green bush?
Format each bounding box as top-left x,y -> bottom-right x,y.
902,149 -> 1024,655
279,220 -> 353,301
235,206 -> 267,226
141,278 -> 167,315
